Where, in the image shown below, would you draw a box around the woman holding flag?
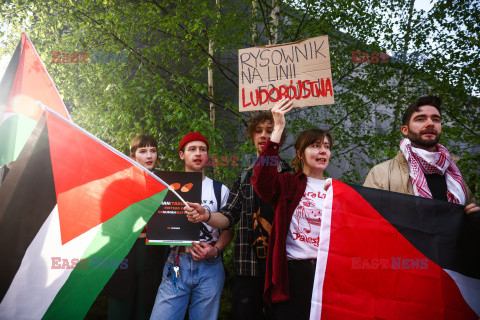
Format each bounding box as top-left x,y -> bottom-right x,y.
103,134 -> 166,320
251,98 -> 332,319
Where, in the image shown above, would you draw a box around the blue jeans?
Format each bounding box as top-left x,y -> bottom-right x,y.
150,250 -> 225,320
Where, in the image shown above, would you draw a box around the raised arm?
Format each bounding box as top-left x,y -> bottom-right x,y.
251,98 -> 293,203
270,98 -> 293,144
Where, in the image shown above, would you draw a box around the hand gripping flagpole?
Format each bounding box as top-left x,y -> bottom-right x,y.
29,98 -> 190,208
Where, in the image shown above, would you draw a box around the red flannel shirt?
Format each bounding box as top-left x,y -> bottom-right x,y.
251,139 -> 307,305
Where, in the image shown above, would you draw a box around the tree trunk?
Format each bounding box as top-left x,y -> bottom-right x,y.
391,0 -> 415,149
208,39 -> 215,126
270,0 -> 279,45
208,0 -> 220,126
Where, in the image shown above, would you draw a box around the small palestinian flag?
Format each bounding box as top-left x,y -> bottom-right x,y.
0,32 -> 70,167
0,110 -> 168,319
311,181 -> 480,319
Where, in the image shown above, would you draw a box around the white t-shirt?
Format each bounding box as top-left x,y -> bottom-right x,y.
199,177 -> 229,243
286,177 -> 326,260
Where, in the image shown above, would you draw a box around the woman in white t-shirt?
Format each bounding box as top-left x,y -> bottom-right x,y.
251,98 -> 332,320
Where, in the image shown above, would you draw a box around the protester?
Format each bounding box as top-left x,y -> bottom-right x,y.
149,132 -> 233,320
185,111 -> 291,320
244,98 -> 331,319
364,95 -> 479,214
104,134 -> 166,320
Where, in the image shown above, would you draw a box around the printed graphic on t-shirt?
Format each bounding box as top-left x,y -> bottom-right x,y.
286,178 -> 326,260
291,198 -> 322,246
199,223 -> 214,243
198,177 -> 229,243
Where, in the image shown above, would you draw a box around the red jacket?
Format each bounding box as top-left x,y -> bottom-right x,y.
251,139 -> 307,304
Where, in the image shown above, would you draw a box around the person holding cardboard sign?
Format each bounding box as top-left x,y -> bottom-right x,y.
250,98 -> 332,319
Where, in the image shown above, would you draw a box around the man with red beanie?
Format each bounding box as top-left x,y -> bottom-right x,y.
150,132 -> 233,320
185,113 -> 292,320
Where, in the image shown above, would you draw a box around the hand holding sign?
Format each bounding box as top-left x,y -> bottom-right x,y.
188,242 -> 217,261
272,98 -> 294,128
270,98 -> 294,144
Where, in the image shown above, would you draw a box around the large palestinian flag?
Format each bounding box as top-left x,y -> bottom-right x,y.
311,180 -> 480,319
0,32 -> 70,167
0,109 -> 168,319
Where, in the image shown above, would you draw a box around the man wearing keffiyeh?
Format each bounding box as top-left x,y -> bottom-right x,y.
364,95 -> 479,214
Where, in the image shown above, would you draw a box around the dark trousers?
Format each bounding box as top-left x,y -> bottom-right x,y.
271,259 -> 316,320
108,239 -> 148,320
232,275 -> 273,320
106,239 -> 166,320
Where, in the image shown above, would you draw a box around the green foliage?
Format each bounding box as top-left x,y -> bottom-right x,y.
2,0 -> 477,196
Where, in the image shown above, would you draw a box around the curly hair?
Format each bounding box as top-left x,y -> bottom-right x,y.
246,111 -> 287,145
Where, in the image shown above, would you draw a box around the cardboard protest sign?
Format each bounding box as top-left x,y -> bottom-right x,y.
238,36 -> 334,112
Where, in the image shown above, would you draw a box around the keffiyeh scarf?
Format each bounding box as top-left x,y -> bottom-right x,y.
399,138 -> 466,204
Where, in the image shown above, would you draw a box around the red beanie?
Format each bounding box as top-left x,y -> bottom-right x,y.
179,132 -> 209,152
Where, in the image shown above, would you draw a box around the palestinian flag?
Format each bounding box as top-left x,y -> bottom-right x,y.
311,181 -> 480,319
0,109 -> 168,319
0,32 -> 70,167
